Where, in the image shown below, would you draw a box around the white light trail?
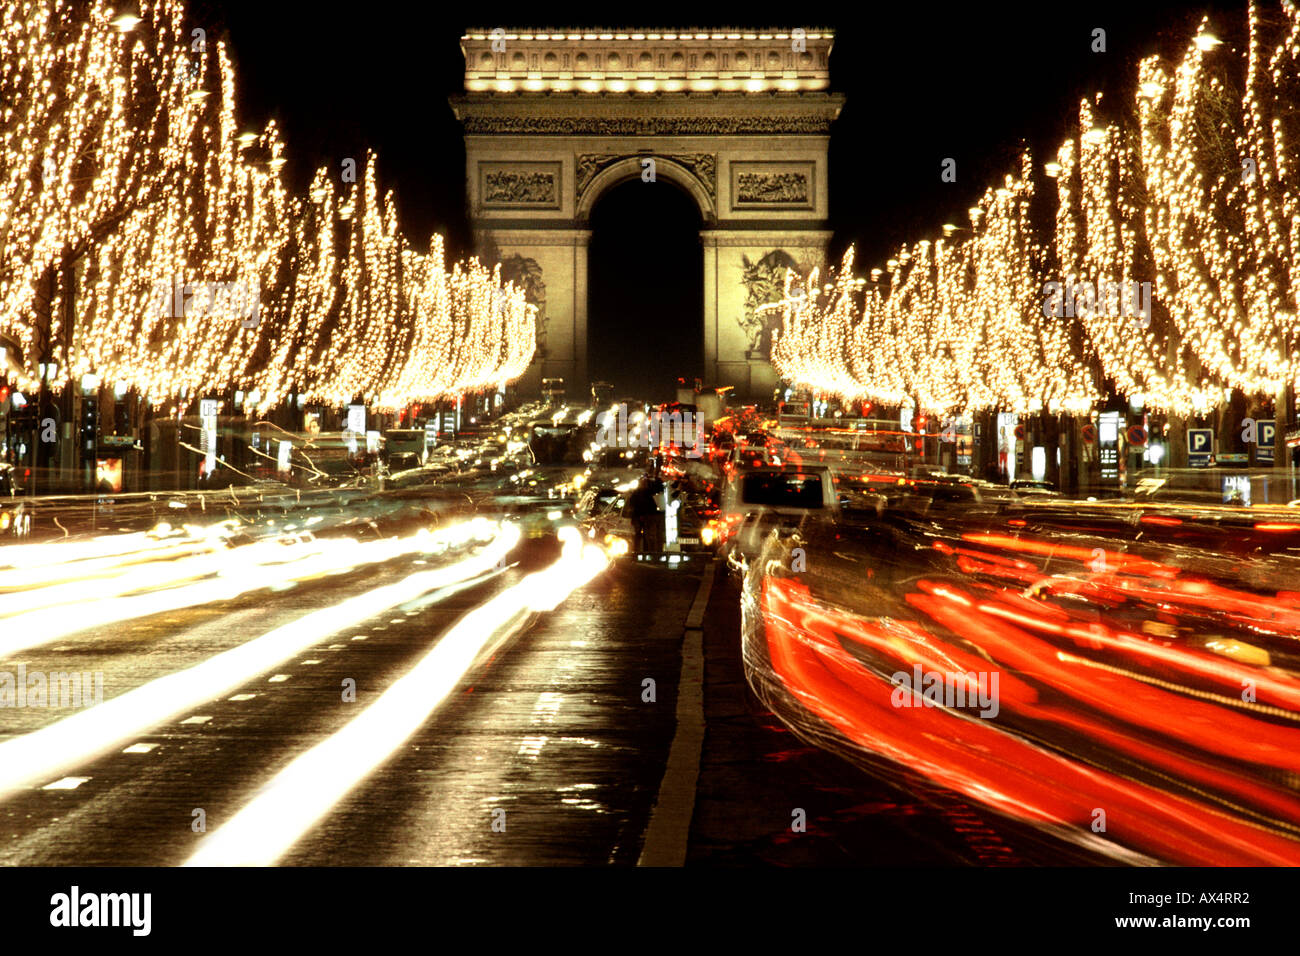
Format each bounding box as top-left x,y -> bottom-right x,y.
185,528 -> 607,866
0,521 -> 498,655
0,522 -> 520,797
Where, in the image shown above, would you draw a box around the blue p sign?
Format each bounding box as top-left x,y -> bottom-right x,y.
1188,428 -> 1213,465
1259,419 -> 1277,463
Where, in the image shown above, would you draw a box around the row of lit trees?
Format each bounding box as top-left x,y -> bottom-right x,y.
0,0 -> 534,414
769,1 -> 1300,418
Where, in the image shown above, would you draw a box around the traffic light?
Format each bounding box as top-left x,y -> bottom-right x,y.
81,395 -> 98,457
8,404 -> 35,432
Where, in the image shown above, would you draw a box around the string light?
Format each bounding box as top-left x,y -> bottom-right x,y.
0,0 -> 532,414
767,1 -> 1300,420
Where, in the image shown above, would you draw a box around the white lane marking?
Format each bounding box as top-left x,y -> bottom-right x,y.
637,560 -> 715,867
122,743 -> 158,754
518,735 -> 549,759
228,694 -> 256,702
180,715 -> 212,725
42,777 -> 91,790
267,675 -> 291,683
529,692 -> 564,727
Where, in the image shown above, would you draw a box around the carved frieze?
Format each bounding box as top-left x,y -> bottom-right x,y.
462,115 -> 836,135
478,162 -> 562,208
730,161 -> 815,210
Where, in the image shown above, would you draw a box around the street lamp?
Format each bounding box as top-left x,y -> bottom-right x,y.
111,10 -> 142,32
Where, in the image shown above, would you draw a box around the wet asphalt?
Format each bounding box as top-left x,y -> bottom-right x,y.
0,516 -> 1088,866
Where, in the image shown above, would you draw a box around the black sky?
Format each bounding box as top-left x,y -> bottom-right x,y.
189,0 -> 1260,395
196,0 -> 1255,266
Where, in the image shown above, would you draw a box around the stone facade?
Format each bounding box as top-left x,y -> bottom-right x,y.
451,28 -> 843,400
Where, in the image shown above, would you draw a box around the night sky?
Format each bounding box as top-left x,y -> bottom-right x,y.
195,0 -> 1255,393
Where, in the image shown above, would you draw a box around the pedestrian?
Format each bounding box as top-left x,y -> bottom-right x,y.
625,475 -> 660,553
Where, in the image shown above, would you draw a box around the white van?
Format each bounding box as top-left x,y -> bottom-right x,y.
720,463 -> 840,570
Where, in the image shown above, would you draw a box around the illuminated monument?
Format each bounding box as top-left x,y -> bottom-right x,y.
451,28 -> 843,399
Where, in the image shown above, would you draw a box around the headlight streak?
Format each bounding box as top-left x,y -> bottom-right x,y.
0,522 -> 519,798
184,527 -> 606,866
0,521 -> 501,655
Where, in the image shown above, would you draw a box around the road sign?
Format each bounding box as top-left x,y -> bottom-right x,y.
199,399 -> 218,472
1126,425 -> 1147,446
1258,419 -> 1276,463
1187,428 -> 1214,466
1099,411 -> 1121,481
1013,423 -> 1025,440
347,404 -> 366,434
439,409 -> 457,436
1080,423 -> 1097,444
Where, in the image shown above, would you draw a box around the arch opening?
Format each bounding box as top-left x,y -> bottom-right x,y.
587,178 -> 703,399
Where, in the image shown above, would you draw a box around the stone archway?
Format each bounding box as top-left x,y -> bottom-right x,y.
574,155 -> 717,224
450,28 -> 844,400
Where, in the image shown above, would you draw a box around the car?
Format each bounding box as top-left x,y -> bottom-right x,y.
0,463 -> 29,537
1010,478 -> 1058,495
720,463 -> 840,572
888,477 -> 989,515
385,451 -> 423,472
573,485 -> 634,554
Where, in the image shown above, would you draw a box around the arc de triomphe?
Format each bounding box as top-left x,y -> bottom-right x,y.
450,28 -> 843,400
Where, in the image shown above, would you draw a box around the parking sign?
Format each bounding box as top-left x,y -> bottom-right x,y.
1258,419 -> 1276,463
1187,428 -> 1213,467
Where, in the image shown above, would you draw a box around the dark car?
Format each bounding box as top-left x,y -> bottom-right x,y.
0,464 -> 28,537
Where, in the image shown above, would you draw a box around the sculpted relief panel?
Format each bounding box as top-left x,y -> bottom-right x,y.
730,161 -> 815,210
479,162 -> 562,208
